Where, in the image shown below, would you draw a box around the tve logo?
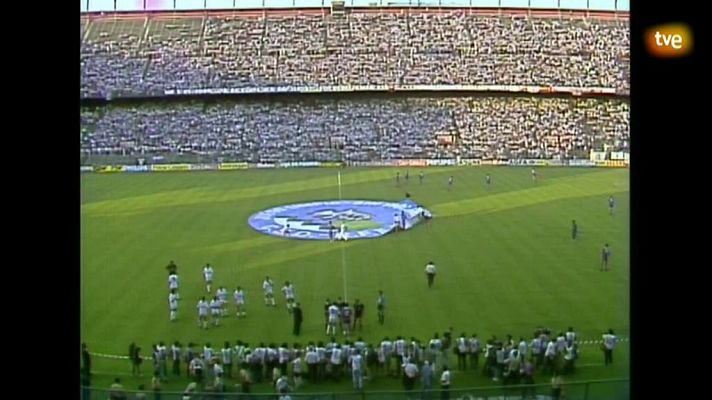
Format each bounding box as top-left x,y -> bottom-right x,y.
646,23 -> 694,58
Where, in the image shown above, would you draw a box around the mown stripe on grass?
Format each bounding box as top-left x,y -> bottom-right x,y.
81,168 -> 458,216
430,169 -> 628,218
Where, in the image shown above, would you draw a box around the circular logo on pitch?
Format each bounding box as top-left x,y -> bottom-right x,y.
248,200 -> 430,240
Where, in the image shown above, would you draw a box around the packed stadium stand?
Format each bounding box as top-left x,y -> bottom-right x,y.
80,96 -> 629,163
80,9 -> 630,98
80,6 -> 629,165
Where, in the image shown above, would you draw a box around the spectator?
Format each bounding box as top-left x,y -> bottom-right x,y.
109,378 -> 127,400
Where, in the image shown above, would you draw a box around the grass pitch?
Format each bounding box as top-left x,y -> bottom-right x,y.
81,166 -> 629,393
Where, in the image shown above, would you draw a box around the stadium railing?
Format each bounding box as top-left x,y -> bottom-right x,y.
82,377 -> 629,399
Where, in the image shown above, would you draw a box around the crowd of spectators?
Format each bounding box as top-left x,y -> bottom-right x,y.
93,326 -> 609,398
80,96 -> 629,163
80,12 -> 629,98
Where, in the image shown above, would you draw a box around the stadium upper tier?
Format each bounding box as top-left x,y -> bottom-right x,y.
80,10 -> 629,99
80,96 -> 629,163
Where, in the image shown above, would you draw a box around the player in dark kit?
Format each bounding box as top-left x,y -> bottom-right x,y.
293,303 -> 303,336
353,300 -> 364,331
419,171 -> 424,184
571,220 -> 578,240
601,244 -> 611,271
166,260 -> 177,275
608,195 -> 615,215
377,291 -> 386,325
396,172 -> 400,186
328,221 -> 336,242
405,170 -> 409,181
324,298 -> 331,330
485,173 -> 491,186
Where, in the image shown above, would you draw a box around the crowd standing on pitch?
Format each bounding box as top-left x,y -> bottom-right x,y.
90,324 -> 620,399
88,258 -> 621,398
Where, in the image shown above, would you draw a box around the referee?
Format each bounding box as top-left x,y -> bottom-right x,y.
425,261 -> 437,288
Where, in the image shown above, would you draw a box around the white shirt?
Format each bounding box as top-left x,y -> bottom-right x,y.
531,337 -> 542,353
469,338 -> 480,353
168,274 -> 179,288
217,288 -> 228,302
404,362 -> 418,378
395,339 -> 406,356
545,341 -> 556,357
292,357 -> 302,373
282,285 -> 295,299
603,334 -> 617,350
566,331 -> 576,343
457,337 -> 467,353
440,370 -> 451,386
425,263 -> 437,274
210,300 -> 221,313
197,300 -> 208,315
262,280 -> 273,295
203,266 -> 214,281
518,340 -> 528,357
328,305 -> 339,319
234,290 -> 245,303
279,347 -> 289,363
350,354 -> 362,370
380,340 -> 393,356
221,348 -> 232,364
330,348 -> 342,365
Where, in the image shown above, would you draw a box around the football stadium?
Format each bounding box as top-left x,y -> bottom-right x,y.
80,1 -> 630,399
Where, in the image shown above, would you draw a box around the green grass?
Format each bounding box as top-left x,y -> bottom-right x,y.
81,167 -> 629,394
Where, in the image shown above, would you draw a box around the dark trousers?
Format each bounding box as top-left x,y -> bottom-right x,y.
153,389 -> 161,400
552,387 -> 562,400
294,321 -> 302,335
353,316 -> 362,330
457,353 -> 466,370
521,376 -> 535,398
308,363 -> 318,383
427,274 -> 435,287
440,385 -> 450,400
224,363 -> 232,378
469,352 -> 479,369
604,349 -> 613,365
172,360 -> 180,376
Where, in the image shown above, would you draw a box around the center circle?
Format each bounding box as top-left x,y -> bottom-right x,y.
248,200 -> 431,240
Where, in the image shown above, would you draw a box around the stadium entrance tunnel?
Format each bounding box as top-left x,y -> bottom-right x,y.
248,200 -> 432,240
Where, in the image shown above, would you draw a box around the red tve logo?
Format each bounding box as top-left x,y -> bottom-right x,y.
646,23 -> 693,58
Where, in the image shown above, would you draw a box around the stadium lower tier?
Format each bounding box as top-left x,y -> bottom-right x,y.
80,96 -> 629,164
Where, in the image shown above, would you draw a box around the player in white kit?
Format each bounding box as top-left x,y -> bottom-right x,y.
197,297 -> 209,329
263,276 -> 276,307
210,296 -> 221,327
216,287 -> 228,316
234,286 -> 246,318
281,281 -> 296,313
336,223 -> 348,241
168,289 -> 178,322
327,303 -> 340,335
168,273 -> 180,300
202,264 -> 214,293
